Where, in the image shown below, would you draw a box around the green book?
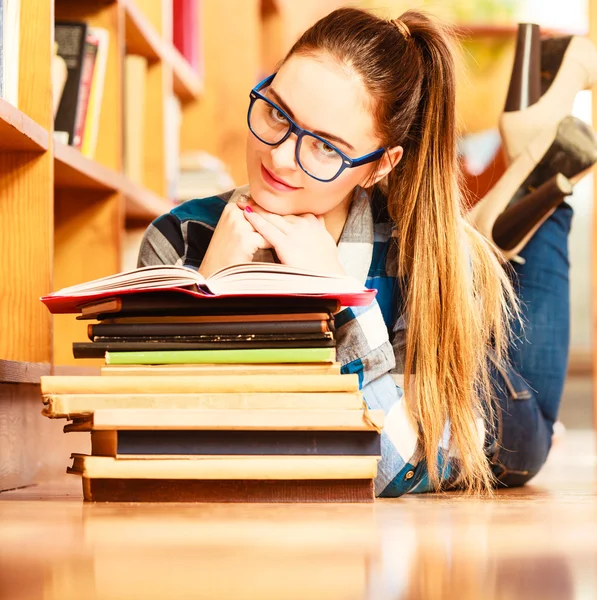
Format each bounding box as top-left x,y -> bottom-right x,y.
105,347 -> 336,365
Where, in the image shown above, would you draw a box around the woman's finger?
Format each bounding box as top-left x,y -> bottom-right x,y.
244,203 -> 293,234
243,207 -> 286,247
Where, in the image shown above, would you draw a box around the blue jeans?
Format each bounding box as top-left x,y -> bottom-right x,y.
488,202 -> 573,486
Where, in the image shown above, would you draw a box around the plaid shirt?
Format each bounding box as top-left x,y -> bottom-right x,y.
138,185 -> 453,496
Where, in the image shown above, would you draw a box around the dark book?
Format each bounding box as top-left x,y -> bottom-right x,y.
73,339 -> 335,359
87,319 -> 333,338
90,430 -> 381,457
90,332 -> 333,343
75,292 -> 342,320
81,478 -> 375,503
92,334 -> 332,342
54,21 -> 88,145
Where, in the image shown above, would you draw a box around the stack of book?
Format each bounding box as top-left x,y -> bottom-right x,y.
40,263 -> 382,503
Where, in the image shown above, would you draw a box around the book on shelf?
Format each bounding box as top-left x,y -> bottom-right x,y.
71,32 -> 98,149
54,22 -> 108,152
80,27 -> 109,158
124,54 -> 147,183
173,0 -> 200,73
1,0 -> 20,107
0,1 -> 4,100
40,263 -> 376,314
54,21 -> 88,145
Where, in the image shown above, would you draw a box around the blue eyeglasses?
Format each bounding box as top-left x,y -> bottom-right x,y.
247,74 -> 386,183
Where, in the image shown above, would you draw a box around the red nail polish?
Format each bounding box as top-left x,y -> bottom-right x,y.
245,205 -> 253,214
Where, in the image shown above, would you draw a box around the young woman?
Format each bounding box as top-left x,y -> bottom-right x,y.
138,8 -> 586,496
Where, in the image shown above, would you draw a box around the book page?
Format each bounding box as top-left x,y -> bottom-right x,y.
54,265 -> 206,296
206,262 -> 364,295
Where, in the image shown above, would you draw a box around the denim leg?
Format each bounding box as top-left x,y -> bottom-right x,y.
489,203 -> 573,486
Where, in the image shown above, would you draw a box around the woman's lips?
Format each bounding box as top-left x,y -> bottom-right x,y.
261,164 -> 301,191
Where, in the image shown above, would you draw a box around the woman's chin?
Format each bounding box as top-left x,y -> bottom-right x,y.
249,188 -> 297,216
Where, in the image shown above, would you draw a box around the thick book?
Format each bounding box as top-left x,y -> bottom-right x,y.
76,293 -> 341,319
104,347 -> 336,365
41,374 -> 359,395
40,263 -> 376,314
67,454 -> 379,480
63,408 -> 383,432
74,341 -> 335,359
80,478 -> 374,503
100,362 -> 342,376
87,319 -> 332,338
90,430 -> 381,457
54,21 -> 88,145
44,392 -> 363,418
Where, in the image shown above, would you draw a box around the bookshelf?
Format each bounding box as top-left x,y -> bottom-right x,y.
0,0 -> 206,385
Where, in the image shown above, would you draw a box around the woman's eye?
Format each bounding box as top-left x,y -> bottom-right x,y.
270,108 -> 286,122
318,141 -> 336,155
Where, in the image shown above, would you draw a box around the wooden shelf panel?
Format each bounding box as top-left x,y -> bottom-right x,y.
122,0 -> 203,103
0,99 -> 49,152
54,141 -> 117,191
0,359 -> 50,384
53,141 -> 173,221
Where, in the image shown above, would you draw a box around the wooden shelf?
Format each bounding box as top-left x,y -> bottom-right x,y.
122,0 -> 203,103
53,141 -> 174,221
456,23 -> 588,38
0,359 -> 50,384
0,99 -> 49,152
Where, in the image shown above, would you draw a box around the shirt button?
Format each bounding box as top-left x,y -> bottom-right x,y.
405,470 -> 415,480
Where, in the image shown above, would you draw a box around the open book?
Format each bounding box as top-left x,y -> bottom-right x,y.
41,263 -> 376,313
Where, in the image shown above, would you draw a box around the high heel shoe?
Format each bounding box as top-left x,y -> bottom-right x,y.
470,116 -> 597,260
492,174 -> 572,255
499,26 -> 597,164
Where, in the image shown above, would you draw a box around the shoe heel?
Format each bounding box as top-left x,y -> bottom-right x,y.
504,23 -> 542,112
512,115 -> 597,204
492,174 -> 572,251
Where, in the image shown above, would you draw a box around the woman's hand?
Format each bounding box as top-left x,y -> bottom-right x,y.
238,197 -> 345,275
198,198 -> 270,278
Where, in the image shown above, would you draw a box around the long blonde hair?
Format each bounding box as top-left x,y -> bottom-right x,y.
284,8 -> 518,492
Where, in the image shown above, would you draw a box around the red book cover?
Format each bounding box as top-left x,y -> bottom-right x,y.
173,0 -> 199,72
73,33 -> 99,149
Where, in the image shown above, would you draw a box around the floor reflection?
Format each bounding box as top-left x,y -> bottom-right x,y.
1,458 -> 596,600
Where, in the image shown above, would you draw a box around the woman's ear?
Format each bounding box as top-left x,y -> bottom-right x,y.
361,146 -> 403,188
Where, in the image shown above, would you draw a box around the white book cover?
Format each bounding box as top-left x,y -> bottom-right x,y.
3,0 -> 19,106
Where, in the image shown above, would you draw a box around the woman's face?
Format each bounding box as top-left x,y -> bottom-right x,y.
246,53 -> 384,216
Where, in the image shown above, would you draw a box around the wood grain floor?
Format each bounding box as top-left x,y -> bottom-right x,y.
0,430 -> 595,600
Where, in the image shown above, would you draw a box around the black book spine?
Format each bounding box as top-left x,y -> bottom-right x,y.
54,22 -> 88,145
115,430 -> 381,456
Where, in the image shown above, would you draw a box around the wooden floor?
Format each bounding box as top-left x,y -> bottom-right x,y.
0,430 -> 595,600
